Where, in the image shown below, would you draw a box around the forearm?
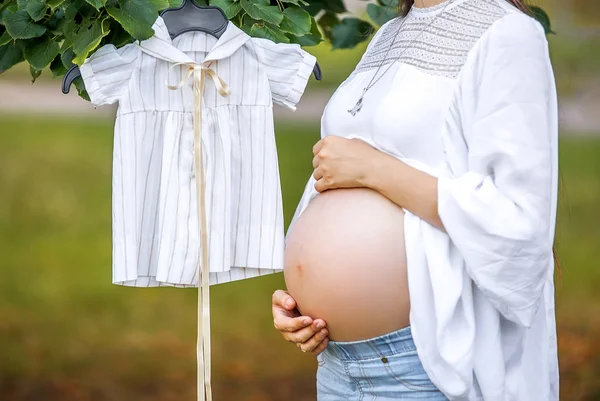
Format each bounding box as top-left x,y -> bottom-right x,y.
362,151 -> 445,231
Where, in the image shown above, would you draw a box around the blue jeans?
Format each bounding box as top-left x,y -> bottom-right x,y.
316,326 -> 448,400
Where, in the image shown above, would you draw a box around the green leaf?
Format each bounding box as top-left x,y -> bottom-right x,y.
367,4 -> 397,27
150,0 -> 181,11
58,15 -> 78,41
63,0 -> 81,19
240,0 -> 283,26
303,0 -> 345,16
378,0 -> 397,7
280,7 -> 311,36
529,6 -> 554,35
106,0 -> 157,41
3,10 -> 47,39
317,11 -> 338,42
0,41 -> 24,73
64,0 -> 97,19
209,0 -> 242,19
287,32 -> 320,46
239,19 -> 253,36
103,19 -> 134,48
280,0 -> 309,6
73,75 -> 90,101
29,64 -> 42,82
287,17 -> 322,46
0,31 -> 12,46
85,0 -> 106,10
331,18 -> 373,49
50,53 -> 67,76
325,0 -> 346,13
60,45 -> 75,68
250,23 -> 289,43
24,34 -> 60,69
72,18 -> 111,65
26,0 -> 48,21
2,1 -> 20,13
47,0 -> 67,8
47,7 -> 66,33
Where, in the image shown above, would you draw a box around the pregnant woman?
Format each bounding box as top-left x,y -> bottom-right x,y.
273,0 -> 559,400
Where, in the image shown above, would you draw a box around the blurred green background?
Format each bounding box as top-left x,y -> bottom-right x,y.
1,1 -> 600,400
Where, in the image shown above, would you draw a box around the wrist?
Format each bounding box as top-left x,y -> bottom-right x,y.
360,150 -> 391,190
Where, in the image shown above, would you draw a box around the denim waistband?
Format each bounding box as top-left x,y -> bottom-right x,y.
326,326 -> 415,362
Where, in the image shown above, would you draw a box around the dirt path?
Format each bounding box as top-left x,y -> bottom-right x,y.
0,80 -> 599,135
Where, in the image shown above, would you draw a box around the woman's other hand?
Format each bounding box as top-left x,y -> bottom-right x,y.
312,136 -> 380,193
272,289 -> 330,355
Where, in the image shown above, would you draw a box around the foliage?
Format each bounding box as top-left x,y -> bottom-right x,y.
0,0 -> 553,97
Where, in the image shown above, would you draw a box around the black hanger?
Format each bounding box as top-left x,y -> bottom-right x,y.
161,0 -> 229,39
62,0 -> 321,94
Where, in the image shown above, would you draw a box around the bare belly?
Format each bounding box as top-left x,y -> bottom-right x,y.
284,188 -> 410,342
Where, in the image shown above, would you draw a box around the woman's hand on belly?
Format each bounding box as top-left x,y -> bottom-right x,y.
312,135 -> 380,193
313,135 -> 444,230
272,290 -> 330,355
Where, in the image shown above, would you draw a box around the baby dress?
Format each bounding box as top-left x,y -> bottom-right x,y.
80,15 -> 316,400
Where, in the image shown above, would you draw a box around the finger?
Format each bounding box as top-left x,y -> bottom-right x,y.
313,168 -> 323,182
311,337 -> 330,355
284,320 -> 326,343
313,319 -> 327,328
275,315 -> 313,333
312,139 -> 323,155
298,328 -> 329,353
272,289 -> 296,310
312,154 -> 320,169
314,178 -> 328,193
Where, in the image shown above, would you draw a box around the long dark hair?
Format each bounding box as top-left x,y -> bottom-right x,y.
399,0 -> 530,15
397,0 -> 562,275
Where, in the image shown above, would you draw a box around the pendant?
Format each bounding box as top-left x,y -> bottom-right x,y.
348,96 -> 364,116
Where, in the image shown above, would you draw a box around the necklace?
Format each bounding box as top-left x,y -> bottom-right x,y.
348,0 -> 454,116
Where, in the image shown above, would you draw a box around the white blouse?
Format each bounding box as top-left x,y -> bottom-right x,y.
287,0 -> 559,400
81,17 -> 316,288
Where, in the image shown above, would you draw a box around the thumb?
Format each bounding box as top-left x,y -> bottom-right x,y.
273,289 -> 297,310
284,295 -> 296,310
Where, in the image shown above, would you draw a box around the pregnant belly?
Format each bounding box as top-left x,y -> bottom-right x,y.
284,188 -> 410,342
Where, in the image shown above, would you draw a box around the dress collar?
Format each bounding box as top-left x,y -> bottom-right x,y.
138,16 -> 251,64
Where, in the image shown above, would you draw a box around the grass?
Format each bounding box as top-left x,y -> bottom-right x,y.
0,114 -> 321,401
0,114 -> 599,400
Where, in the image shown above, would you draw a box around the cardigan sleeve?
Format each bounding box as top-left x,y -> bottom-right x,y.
437,14 -> 557,327
79,43 -> 140,106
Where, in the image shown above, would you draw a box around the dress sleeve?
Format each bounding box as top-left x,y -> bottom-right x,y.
79,43 -> 140,106
437,14 -> 558,327
251,38 -> 316,111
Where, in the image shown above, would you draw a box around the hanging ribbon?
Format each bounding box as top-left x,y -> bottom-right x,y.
167,61 -> 230,401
